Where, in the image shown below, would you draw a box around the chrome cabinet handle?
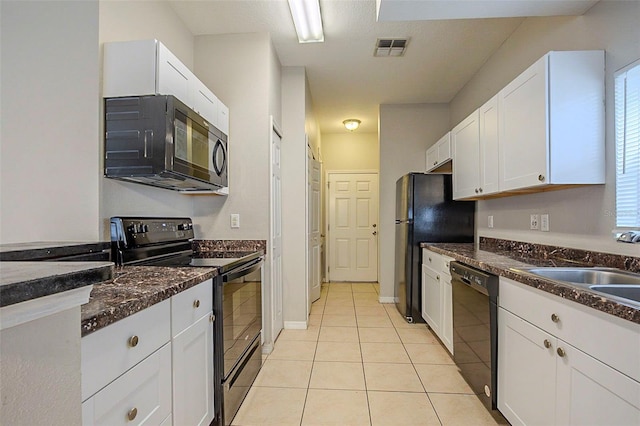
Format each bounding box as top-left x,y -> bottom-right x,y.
127,407 -> 138,421
557,347 -> 566,357
543,339 -> 551,349
128,335 -> 139,348
551,313 -> 560,323
193,299 -> 200,308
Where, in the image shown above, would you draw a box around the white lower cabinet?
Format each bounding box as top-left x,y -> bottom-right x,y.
172,312 -> 214,426
82,279 -> 215,426
498,278 -> 640,426
82,343 -> 172,426
421,249 -> 454,354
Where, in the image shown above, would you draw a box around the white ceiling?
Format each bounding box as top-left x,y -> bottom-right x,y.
168,0 -> 594,134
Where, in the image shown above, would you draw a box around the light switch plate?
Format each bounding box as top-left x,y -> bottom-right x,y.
230,214 -> 240,229
530,214 -> 539,230
541,214 -> 549,232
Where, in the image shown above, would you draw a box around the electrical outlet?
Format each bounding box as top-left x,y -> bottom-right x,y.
530,214 -> 539,230
230,214 -> 240,229
541,214 -> 549,232
488,215 -> 494,228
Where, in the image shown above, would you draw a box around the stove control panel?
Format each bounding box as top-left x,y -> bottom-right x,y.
111,217 -> 194,248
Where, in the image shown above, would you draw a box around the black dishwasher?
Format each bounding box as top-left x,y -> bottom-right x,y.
450,262 -> 505,421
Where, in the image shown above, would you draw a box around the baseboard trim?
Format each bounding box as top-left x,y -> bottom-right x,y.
284,321 -> 308,330
378,296 -> 395,304
261,343 -> 273,354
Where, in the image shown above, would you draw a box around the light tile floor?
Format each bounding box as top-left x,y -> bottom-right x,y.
232,282 -> 506,426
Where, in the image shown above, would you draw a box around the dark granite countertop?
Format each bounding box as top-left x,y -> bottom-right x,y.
421,242 -> 640,324
81,265 -> 218,336
0,241 -> 110,261
0,261 -> 114,307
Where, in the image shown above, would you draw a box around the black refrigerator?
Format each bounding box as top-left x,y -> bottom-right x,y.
394,173 -> 475,323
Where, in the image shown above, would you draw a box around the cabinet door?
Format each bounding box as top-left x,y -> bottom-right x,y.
441,278 -> 453,354
83,344 -> 172,426
498,308 -> 556,426
556,342 -> 640,426
479,95 -> 500,195
499,55 -> 548,191
426,145 -> 439,171
172,312 -> 215,426
217,100 -> 229,135
157,42 -> 192,106
421,264 -> 442,336
193,79 -> 218,126
437,133 -> 452,164
452,110 -> 480,199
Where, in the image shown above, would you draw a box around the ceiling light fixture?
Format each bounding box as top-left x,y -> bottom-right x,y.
343,119 -> 361,132
287,0 -> 324,43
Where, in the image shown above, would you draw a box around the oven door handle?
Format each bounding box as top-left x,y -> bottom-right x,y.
223,259 -> 264,282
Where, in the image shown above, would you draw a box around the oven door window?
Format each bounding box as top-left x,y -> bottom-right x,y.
222,268 -> 262,378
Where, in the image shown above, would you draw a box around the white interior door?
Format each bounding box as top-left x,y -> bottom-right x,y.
328,172 -> 378,282
308,151 -> 322,309
270,123 -> 283,341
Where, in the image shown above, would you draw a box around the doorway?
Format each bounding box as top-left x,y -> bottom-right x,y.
326,171 -> 379,282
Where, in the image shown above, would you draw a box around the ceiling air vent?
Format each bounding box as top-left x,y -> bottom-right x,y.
374,38 -> 408,57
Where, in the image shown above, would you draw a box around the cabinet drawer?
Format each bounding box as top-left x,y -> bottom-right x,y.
500,277 -> 640,381
171,279 -> 213,337
423,249 -> 453,277
82,343 -> 172,426
82,299 -> 171,400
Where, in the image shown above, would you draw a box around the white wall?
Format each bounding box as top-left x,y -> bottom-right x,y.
449,0 -> 640,257
378,104 -> 450,298
281,67 -> 308,325
98,0 -> 195,238
0,0 -> 100,243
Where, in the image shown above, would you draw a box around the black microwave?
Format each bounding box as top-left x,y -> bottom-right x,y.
104,95 -> 228,193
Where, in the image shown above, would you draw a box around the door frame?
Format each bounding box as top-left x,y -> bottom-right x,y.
267,116 -> 283,352
325,169 -> 379,282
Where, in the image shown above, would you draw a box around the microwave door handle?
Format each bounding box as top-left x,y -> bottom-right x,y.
212,139 -> 226,176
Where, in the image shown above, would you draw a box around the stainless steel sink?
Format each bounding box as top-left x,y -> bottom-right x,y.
513,267 -> 640,307
519,267 -> 640,286
589,285 -> 640,303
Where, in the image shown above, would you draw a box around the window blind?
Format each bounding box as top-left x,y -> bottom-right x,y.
615,61 -> 640,228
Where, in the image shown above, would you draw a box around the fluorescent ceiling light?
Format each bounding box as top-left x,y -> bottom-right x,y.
288,0 -> 324,43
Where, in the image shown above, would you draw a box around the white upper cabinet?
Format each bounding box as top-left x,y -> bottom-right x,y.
498,50 -> 605,192
478,95 -> 500,196
426,132 -> 452,172
452,110 -> 480,199
103,39 -> 227,132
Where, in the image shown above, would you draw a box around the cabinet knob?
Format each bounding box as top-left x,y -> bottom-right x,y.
543,339 -> 551,349
433,161 -> 437,166
127,407 -> 138,421
428,257 -> 432,262
557,347 -> 566,357
478,188 -> 483,193
475,188 -> 479,194
128,335 -> 139,348
193,299 -> 201,308
538,174 -> 545,182
210,313 -> 216,323
436,275 -> 440,281
551,313 -> 560,323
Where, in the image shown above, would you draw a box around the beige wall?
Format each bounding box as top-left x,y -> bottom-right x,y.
98,0 -> 195,237
378,104 -> 450,299
192,33 -> 274,240
1,0 -> 100,243
322,133 -> 379,172
449,0 -> 640,257
281,67 -> 309,325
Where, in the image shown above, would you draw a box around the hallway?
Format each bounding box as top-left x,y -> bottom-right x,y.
232,282 -> 502,425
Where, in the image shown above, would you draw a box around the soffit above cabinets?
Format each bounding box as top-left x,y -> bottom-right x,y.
376,0 -> 599,21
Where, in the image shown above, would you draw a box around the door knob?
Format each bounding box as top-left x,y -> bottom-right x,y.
372,224 -> 377,228
372,231 -> 377,235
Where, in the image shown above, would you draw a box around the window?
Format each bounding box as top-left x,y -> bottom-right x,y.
615,60 -> 640,228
